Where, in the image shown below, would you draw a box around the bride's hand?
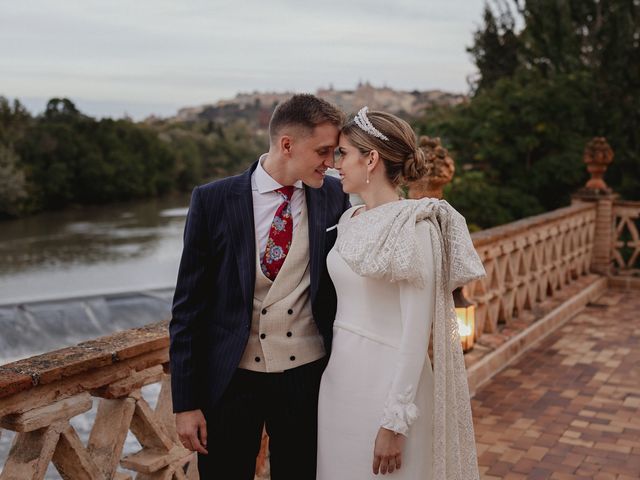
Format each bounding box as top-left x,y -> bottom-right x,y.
373,427 -> 405,475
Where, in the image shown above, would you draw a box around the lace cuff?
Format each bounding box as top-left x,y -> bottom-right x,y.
380,386 -> 420,436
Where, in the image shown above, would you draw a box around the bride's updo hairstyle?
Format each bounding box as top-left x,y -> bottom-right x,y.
341,109 -> 428,186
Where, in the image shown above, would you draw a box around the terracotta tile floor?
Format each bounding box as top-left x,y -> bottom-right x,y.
472,289 -> 640,479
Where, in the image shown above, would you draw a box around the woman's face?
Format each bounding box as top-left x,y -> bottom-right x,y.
335,133 -> 369,194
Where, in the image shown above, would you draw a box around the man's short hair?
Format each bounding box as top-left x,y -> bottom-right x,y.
269,94 -> 344,142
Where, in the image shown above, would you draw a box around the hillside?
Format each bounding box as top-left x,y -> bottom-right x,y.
169,82 -> 466,129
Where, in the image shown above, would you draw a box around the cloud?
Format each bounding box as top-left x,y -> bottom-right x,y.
0,0 -> 485,118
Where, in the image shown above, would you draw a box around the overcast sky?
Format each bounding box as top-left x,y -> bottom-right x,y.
1,0 -> 487,119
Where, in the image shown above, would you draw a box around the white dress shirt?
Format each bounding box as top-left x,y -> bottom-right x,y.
251,154 -> 305,258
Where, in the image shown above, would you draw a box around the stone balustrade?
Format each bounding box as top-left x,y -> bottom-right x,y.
612,199 -> 640,274
0,322 -> 199,480
467,202 -> 597,336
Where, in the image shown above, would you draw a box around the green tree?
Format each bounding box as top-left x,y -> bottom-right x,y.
16,99 -> 176,210
0,143 -> 27,217
0,97 -> 31,144
152,118 -> 267,189
45,98 -> 82,118
493,0 -> 640,200
0,96 -> 270,217
443,171 -> 542,230
417,0 -> 640,228
467,2 -> 520,92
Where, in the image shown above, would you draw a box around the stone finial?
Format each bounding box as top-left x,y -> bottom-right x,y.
583,137 -> 614,192
407,136 -> 455,200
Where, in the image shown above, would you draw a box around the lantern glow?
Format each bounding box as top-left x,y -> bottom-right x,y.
453,287 -> 476,353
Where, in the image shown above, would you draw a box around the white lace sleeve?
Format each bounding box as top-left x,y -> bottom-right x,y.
380,221 -> 435,436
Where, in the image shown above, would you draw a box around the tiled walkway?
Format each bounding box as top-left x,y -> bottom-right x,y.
472,289 -> 640,479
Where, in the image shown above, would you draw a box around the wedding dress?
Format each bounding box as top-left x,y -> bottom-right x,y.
317,198 -> 485,480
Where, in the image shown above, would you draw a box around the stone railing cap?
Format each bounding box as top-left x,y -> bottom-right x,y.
471,202 -> 595,248
0,321 -> 168,399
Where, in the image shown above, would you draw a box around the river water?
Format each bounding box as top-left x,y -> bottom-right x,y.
0,194 -> 190,304
0,177 -> 357,305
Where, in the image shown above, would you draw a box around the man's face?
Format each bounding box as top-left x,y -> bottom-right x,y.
289,122 -> 339,188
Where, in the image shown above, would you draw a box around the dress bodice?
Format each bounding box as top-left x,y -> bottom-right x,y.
327,247 -> 403,348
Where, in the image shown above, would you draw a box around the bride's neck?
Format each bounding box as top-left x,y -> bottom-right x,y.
359,182 -> 401,211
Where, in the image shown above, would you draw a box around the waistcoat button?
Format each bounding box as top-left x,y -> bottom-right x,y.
255,357 -> 261,362
290,355 -> 296,361
261,308 -> 267,315
286,331 -> 292,337
287,308 -> 294,315
260,333 -> 266,339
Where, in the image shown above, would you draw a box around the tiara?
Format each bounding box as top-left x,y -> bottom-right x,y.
353,106 -> 389,141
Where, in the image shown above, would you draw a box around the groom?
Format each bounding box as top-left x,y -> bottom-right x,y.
169,94 -> 349,480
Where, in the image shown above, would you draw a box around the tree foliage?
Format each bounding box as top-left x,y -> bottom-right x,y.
15,101 -> 175,210
0,97 -> 267,217
0,143 -> 27,217
0,98 -> 31,217
153,118 -> 267,192
415,0 -> 640,228
467,2 -> 520,93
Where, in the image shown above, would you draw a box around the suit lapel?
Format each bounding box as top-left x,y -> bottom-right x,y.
306,186 -> 327,304
225,163 -> 257,311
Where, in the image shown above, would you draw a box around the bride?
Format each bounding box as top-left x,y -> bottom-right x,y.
317,107 -> 485,479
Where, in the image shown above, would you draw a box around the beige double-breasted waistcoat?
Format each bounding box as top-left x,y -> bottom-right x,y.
238,202 -> 326,372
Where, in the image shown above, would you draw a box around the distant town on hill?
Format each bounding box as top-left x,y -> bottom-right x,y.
161,82 -> 467,128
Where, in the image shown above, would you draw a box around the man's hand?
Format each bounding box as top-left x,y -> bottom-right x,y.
176,409 -> 208,454
373,427 -> 405,475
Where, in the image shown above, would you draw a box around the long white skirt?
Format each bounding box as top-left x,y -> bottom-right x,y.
317,325 -> 434,479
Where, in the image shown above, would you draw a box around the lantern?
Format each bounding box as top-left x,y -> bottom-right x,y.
453,287 -> 475,353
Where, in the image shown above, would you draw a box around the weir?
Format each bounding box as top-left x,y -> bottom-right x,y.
0,288 -> 174,365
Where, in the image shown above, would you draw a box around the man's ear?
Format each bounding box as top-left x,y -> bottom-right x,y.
279,135 -> 293,156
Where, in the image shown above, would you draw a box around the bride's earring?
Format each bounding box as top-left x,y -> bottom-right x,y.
366,169 -> 370,184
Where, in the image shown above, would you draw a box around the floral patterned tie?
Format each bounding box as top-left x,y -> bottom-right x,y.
261,186 -> 295,281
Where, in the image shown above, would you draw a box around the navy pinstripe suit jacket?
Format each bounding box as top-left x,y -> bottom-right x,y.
169,162 -> 350,413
